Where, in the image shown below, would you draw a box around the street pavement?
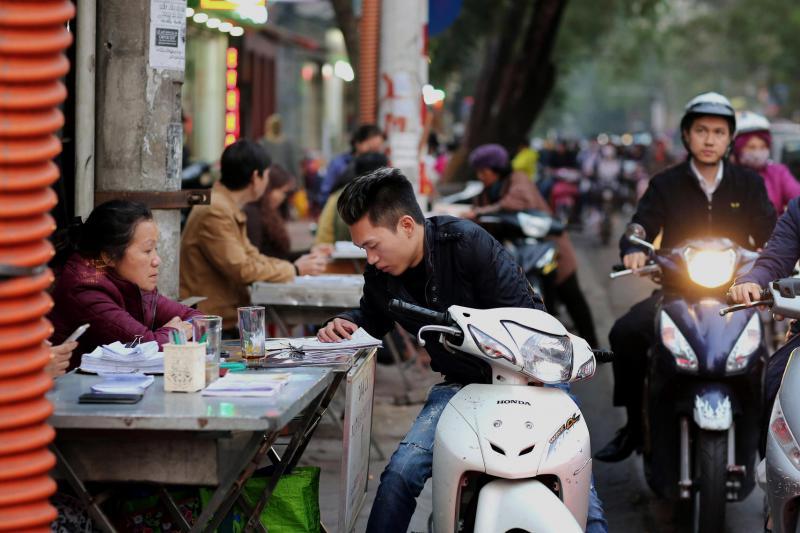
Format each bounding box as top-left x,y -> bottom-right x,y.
294,217 -> 765,532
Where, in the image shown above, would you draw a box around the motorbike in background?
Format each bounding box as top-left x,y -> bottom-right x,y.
611,224 -> 765,533
387,299 -> 612,532
720,279 -> 800,533
477,210 -> 564,312
549,167 -> 583,227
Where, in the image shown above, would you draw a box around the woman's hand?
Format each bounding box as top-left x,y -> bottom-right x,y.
163,316 -> 194,340
294,253 -> 327,276
45,340 -> 77,379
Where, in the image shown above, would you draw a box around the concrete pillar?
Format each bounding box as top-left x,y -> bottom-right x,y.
95,0 -> 186,298
378,0 -> 428,190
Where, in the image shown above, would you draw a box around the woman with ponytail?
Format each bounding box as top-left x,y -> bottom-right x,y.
48,200 -> 200,370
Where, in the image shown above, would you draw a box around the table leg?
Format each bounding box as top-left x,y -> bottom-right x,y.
243,373 -> 344,531
192,431 -> 277,533
266,306 -> 291,337
158,486 -> 192,532
50,444 -> 118,533
383,329 -> 414,395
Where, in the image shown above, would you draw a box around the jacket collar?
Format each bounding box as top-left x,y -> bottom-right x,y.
212,181 -> 247,224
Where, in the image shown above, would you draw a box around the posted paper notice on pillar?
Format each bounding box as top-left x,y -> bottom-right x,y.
149,0 -> 186,71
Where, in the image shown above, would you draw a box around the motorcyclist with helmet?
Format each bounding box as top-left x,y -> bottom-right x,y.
731,111 -> 800,215
595,92 -> 777,462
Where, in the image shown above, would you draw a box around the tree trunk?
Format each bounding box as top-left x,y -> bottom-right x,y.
330,0 -> 360,74
446,0 -> 568,181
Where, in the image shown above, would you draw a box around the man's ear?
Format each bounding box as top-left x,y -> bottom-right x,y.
398,215 -> 416,237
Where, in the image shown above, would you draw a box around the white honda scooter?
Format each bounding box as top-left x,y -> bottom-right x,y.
388,299 -> 611,532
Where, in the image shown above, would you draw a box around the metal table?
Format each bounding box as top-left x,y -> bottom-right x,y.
250,276 -> 418,401
48,368 -> 341,532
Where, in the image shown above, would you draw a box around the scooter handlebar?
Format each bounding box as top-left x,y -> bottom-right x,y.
389,299 -> 452,326
592,349 -> 614,363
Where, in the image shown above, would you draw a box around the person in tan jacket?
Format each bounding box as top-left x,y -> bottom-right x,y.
467,143 -> 598,348
180,140 -> 326,331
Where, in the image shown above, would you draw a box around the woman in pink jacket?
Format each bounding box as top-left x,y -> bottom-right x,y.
49,201 -> 200,370
733,111 -> 800,214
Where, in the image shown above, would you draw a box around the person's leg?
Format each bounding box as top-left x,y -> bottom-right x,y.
555,272 -> 598,348
761,334 -> 800,455
365,383 -> 462,533
595,293 -> 658,462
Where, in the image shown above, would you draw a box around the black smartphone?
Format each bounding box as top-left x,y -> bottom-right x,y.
78,392 -> 143,404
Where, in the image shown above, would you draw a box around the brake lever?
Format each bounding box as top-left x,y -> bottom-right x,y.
719,300 -> 772,316
416,325 -> 462,347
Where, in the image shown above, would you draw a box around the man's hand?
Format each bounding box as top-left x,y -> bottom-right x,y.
728,282 -> 763,306
311,243 -> 334,257
45,340 -> 77,379
317,318 -> 358,342
295,253 -> 327,276
623,251 -> 648,271
163,316 -> 194,340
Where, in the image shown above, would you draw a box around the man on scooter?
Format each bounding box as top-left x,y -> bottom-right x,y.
595,92 -> 776,462
317,168 -> 609,532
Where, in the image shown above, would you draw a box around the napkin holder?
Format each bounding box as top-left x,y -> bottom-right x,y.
163,342 -> 206,392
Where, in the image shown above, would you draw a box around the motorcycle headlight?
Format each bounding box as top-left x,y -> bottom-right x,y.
684,247 -> 737,288
503,321 -> 573,383
660,311 -> 698,371
770,397 -> 800,471
726,313 -> 761,373
468,325 -> 516,364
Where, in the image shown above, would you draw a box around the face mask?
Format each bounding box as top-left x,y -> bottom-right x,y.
740,148 -> 770,169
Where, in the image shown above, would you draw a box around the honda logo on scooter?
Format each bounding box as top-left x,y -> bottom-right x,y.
496,399 -> 531,405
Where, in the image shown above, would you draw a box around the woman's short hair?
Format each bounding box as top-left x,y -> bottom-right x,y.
78,200 -> 153,261
337,168 -> 424,229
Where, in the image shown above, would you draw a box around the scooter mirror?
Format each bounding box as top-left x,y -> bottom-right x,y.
625,223 -> 646,240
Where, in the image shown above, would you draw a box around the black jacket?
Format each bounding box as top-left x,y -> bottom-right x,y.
621,160 -> 776,256
339,216 -> 544,384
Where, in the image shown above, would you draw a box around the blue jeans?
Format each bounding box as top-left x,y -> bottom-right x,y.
365,383 -> 609,533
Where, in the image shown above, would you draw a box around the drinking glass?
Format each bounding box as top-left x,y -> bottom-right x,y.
237,306 -> 266,365
192,315 -> 222,382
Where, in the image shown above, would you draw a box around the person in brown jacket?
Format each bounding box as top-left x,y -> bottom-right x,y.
180,140 -> 326,331
468,143 -> 598,347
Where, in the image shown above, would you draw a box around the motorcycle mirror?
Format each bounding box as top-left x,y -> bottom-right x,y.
625,223 -> 646,240
624,223 -> 655,252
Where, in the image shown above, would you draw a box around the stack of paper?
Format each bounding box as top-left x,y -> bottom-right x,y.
91,373 -> 155,394
202,372 -> 290,397
260,328 -> 382,368
79,341 -> 164,374
331,241 -> 367,259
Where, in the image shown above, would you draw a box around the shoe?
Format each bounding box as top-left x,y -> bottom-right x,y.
594,425 -> 641,462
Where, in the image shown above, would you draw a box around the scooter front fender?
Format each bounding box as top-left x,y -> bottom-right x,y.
473,478 -> 582,533
692,385 -> 734,431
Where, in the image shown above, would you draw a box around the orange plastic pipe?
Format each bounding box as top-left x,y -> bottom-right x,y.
0,1 -> 75,529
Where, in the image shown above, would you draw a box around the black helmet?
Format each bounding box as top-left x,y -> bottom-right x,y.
680,92 -> 736,136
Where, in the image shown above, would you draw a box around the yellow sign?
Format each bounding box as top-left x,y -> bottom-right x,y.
200,0 -> 265,10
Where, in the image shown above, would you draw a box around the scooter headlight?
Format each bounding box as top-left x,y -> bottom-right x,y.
503,321 -> 573,383
468,325 -> 516,364
684,247 -> 737,288
660,311 -> 698,371
517,212 -> 551,239
726,313 -> 761,373
770,397 -> 800,471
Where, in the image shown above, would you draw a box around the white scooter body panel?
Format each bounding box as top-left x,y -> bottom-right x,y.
432,384 -> 590,532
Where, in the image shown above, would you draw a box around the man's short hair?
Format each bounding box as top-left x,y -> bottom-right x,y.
337,168 -> 424,229
220,139 -> 272,191
350,124 -> 384,151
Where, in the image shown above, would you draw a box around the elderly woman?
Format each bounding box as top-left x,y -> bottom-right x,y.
49,200 -> 200,370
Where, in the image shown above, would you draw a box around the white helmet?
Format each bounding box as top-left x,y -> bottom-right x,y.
736,111 -> 770,136
680,92 -> 736,150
